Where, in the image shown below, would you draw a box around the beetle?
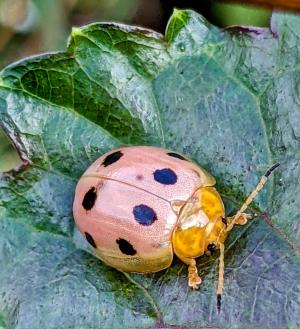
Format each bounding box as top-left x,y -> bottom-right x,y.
73,146 -> 279,311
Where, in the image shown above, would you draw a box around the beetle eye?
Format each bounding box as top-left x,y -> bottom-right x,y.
207,243 -> 216,252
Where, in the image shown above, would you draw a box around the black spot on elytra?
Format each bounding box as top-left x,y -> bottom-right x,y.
85,232 -> 97,248
167,152 -> 188,161
153,168 -> 177,185
82,187 -> 97,210
116,238 -> 137,256
133,204 -> 157,226
102,150 -> 123,167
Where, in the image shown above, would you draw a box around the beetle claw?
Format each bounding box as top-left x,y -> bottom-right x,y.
188,276 -> 202,290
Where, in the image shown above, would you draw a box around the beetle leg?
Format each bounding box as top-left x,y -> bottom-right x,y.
227,213 -> 252,226
187,258 -> 202,290
178,255 -> 202,289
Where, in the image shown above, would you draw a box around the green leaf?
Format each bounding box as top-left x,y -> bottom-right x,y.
0,128 -> 20,172
0,9 -> 300,329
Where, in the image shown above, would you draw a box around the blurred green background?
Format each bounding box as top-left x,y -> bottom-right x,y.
0,0 -> 272,172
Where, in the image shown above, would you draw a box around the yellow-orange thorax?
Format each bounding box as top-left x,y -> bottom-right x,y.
172,187 -> 227,261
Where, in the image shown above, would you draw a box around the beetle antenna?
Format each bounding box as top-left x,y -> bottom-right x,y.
226,163 -> 280,233
217,242 -> 225,314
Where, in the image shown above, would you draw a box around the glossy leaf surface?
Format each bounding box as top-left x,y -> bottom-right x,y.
0,10 -> 299,329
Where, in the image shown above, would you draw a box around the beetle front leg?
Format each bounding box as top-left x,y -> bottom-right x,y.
188,259 -> 202,290
178,255 -> 202,289
181,257 -> 202,289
